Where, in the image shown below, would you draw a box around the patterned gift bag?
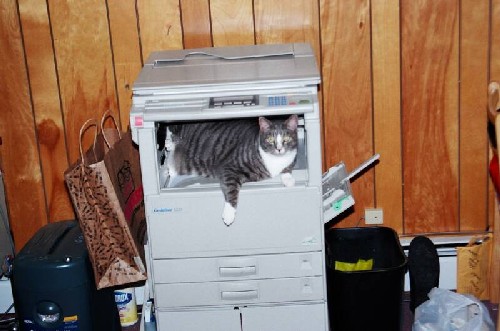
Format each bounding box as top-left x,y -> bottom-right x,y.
64,113 -> 146,289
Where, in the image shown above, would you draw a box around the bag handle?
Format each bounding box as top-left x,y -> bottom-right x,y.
79,118 -> 98,165
100,110 -> 122,148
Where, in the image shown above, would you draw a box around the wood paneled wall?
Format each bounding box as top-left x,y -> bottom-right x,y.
1,0 -> 499,251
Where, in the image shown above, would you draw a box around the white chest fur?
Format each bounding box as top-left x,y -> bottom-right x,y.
259,147 -> 297,178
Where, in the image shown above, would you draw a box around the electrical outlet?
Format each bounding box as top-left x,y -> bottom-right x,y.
365,208 -> 383,224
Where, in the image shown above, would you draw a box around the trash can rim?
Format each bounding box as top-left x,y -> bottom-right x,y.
326,226 -> 408,273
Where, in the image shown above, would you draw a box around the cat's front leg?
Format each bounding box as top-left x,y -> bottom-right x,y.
281,172 -> 295,187
280,156 -> 296,187
222,203 -> 236,226
220,174 -> 241,226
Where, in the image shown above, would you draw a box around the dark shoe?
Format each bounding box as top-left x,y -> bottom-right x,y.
408,236 -> 440,313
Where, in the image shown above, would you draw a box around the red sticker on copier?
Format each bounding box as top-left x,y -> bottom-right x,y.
134,116 -> 143,127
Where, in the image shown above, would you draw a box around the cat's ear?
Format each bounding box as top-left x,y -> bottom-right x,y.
259,117 -> 272,132
285,114 -> 298,131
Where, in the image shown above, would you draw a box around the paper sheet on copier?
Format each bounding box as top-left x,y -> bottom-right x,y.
322,154 -> 380,222
133,43 -> 320,92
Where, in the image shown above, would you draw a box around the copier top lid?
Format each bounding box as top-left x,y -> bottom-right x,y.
133,43 -> 320,92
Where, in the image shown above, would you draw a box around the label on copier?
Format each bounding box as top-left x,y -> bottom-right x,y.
133,115 -> 144,127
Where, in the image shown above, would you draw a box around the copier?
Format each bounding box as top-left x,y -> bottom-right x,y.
130,43 -> 351,331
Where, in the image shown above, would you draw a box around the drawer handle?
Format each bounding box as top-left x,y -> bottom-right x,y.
221,290 -> 258,301
219,266 -> 256,277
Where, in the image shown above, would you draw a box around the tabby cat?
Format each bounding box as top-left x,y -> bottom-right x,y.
162,115 -> 299,225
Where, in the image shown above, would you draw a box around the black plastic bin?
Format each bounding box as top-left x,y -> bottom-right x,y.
325,226 -> 407,331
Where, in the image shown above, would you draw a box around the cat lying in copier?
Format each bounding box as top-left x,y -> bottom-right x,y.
158,115 -> 299,226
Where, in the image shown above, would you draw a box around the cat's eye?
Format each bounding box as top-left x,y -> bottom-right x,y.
266,136 -> 275,144
283,136 -> 292,143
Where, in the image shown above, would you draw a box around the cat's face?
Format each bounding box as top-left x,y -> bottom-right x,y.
258,115 -> 298,155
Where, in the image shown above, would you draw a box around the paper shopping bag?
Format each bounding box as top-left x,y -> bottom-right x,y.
64,116 -> 146,289
100,111 -> 147,261
456,234 -> 493,300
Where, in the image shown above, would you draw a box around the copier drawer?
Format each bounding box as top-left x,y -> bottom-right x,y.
154,276 -> 325,308
156,308 -> 241,331
241,303 -> 328,331
153,251 -> 324,283
156,303 -> 328,331
147,186 -> 322,258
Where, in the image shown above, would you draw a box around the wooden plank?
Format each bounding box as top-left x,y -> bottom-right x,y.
48,0 -> 118,163
210,0 -> 254,46
320,0 -> 374,227
371,0 -> 403,233
137,0 -> 183,59
401,0 -> 459,233
180,0 -> 212,48
0,0 -> 48,250
107,0 -> 143,130
491,0 -> 500,81
254,0 -> 321,61
17,0 -> 74,223
460,0 -> 489,231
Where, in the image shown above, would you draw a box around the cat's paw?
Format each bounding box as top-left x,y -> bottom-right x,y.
167,165 -> 178,178
281,173 -> 295,187
159,162 -> 169,176
222,203 -> 236,226
165,139 -> 175,152
165,128 -> 175,151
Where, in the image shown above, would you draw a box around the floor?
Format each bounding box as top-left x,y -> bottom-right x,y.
121,293 -> 498,331
2,294 -> 497,330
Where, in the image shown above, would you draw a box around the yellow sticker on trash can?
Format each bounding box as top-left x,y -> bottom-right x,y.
335,258 -> 374,271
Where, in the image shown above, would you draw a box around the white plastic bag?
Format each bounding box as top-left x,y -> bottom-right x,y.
413,288 -> 495,331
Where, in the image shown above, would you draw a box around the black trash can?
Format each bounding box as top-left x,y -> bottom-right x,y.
325,226 -> 407,331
